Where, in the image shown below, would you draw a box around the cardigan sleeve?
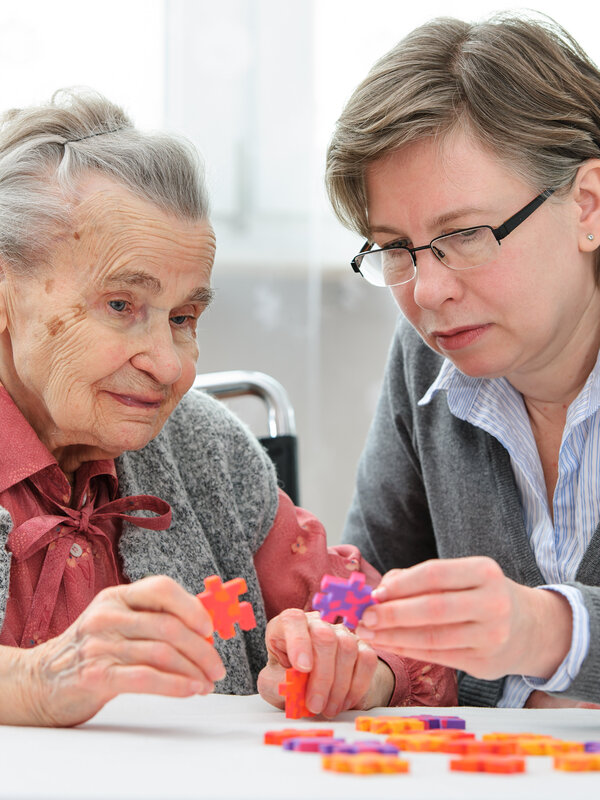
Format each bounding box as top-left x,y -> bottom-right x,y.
254,489 -> 457,707
556,582 -> 600,703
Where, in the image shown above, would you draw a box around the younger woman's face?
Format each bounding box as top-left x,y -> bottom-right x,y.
365,131 -> 600,394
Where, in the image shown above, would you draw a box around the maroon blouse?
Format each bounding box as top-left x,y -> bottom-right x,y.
0,387 -> 170,647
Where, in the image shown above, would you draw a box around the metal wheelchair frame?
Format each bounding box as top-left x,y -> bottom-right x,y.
192,370 -> 299,504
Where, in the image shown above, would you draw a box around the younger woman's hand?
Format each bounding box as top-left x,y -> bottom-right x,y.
355,557 -> 573,682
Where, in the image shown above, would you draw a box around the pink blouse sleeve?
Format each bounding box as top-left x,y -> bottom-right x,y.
253,490 -> 457,707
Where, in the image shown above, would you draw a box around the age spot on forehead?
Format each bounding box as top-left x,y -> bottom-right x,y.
44,279 -> 54,293
73,231 -> 80,240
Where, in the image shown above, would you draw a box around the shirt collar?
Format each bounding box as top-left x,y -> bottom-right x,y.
0,386 -> 57,493
418,348 -> 600,425
418,358 -> 485,419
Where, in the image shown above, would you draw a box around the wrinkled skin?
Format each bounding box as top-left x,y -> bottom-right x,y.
0,175 -> 226,725
0,175 -> 215,474
18,576 -> 226,727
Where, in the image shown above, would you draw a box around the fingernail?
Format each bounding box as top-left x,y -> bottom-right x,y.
192,681 -> 210,694
361,609 -> 376,627
357,627 -> 374,640
297,653 -> 311,671
310,694 -> 325,714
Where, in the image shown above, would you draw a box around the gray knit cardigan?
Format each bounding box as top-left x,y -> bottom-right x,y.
0,389 -> 279,695
344,316 -> 600,706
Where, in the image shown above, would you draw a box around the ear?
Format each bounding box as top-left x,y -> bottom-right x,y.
573,159 -> 600,253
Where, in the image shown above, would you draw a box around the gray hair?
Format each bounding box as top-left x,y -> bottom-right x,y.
325,13 -> 600,239
0,88 -> 210,275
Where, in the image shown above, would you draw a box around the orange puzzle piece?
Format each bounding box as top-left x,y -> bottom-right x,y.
197,575 -> 256,642
450,756 -> 526,774
322,753 -> 410,775
481,732 -> 585,756
373,718 -> 426,734
278,668 -> 315,719
483,733 -> 551,741
554,754 -> 600,772
463,741 -> 520,756
544,741 -> 585,755
355,715 -> 400,732
264,728 -> 334,745
387,731 -> 475,753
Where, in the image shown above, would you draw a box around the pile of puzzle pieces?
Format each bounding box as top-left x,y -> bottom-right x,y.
264,715 -> 600,775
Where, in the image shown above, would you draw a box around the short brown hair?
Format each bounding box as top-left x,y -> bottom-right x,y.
325,14 -> 600,239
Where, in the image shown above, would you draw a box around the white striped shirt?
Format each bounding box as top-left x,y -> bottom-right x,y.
419,355 -> 600,707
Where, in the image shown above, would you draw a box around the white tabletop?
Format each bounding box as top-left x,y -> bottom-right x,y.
2,694 -> 599,799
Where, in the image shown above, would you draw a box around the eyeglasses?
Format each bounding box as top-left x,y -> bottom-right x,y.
351,188 -> 555,287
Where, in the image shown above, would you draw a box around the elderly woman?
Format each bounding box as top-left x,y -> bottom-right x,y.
326,14 -> 600,708
0,90 -> 455,726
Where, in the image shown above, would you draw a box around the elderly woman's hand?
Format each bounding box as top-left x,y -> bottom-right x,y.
15,575 -> 225,727
257,609 -> 393,718
355,556 -> 573,682
524,690 -> 600,709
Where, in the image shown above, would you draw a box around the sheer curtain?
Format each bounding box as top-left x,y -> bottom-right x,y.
164,0 -> 401,540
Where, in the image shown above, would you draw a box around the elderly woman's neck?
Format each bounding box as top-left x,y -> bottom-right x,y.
51,444 -> 112,479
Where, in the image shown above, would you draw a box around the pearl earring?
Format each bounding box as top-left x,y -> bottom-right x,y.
588,234 -> 595,241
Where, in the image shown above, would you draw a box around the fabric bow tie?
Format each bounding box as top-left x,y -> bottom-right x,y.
7,493 -> 171,647
9,494 -> 171,561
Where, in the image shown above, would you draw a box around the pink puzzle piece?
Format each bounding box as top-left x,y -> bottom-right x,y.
312,572 -> 376,630
197,575 -> 256,642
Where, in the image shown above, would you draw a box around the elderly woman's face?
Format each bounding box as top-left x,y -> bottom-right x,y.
0,177 -> 215,470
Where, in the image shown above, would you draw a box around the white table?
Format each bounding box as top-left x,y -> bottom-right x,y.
1,695 -> 599,798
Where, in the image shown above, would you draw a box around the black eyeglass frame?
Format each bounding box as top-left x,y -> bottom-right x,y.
351,188 -> 555,284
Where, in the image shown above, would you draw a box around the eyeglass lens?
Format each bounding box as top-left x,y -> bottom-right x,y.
358,226 -> 499,287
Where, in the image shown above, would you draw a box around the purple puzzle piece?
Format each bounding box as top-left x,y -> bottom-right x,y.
319,740 -> 400,755
585,741 -> 600,753
440,717 -> 466,730
414,714 -> 466,730
312,572 -> 376,630
283,737 -> 345,752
